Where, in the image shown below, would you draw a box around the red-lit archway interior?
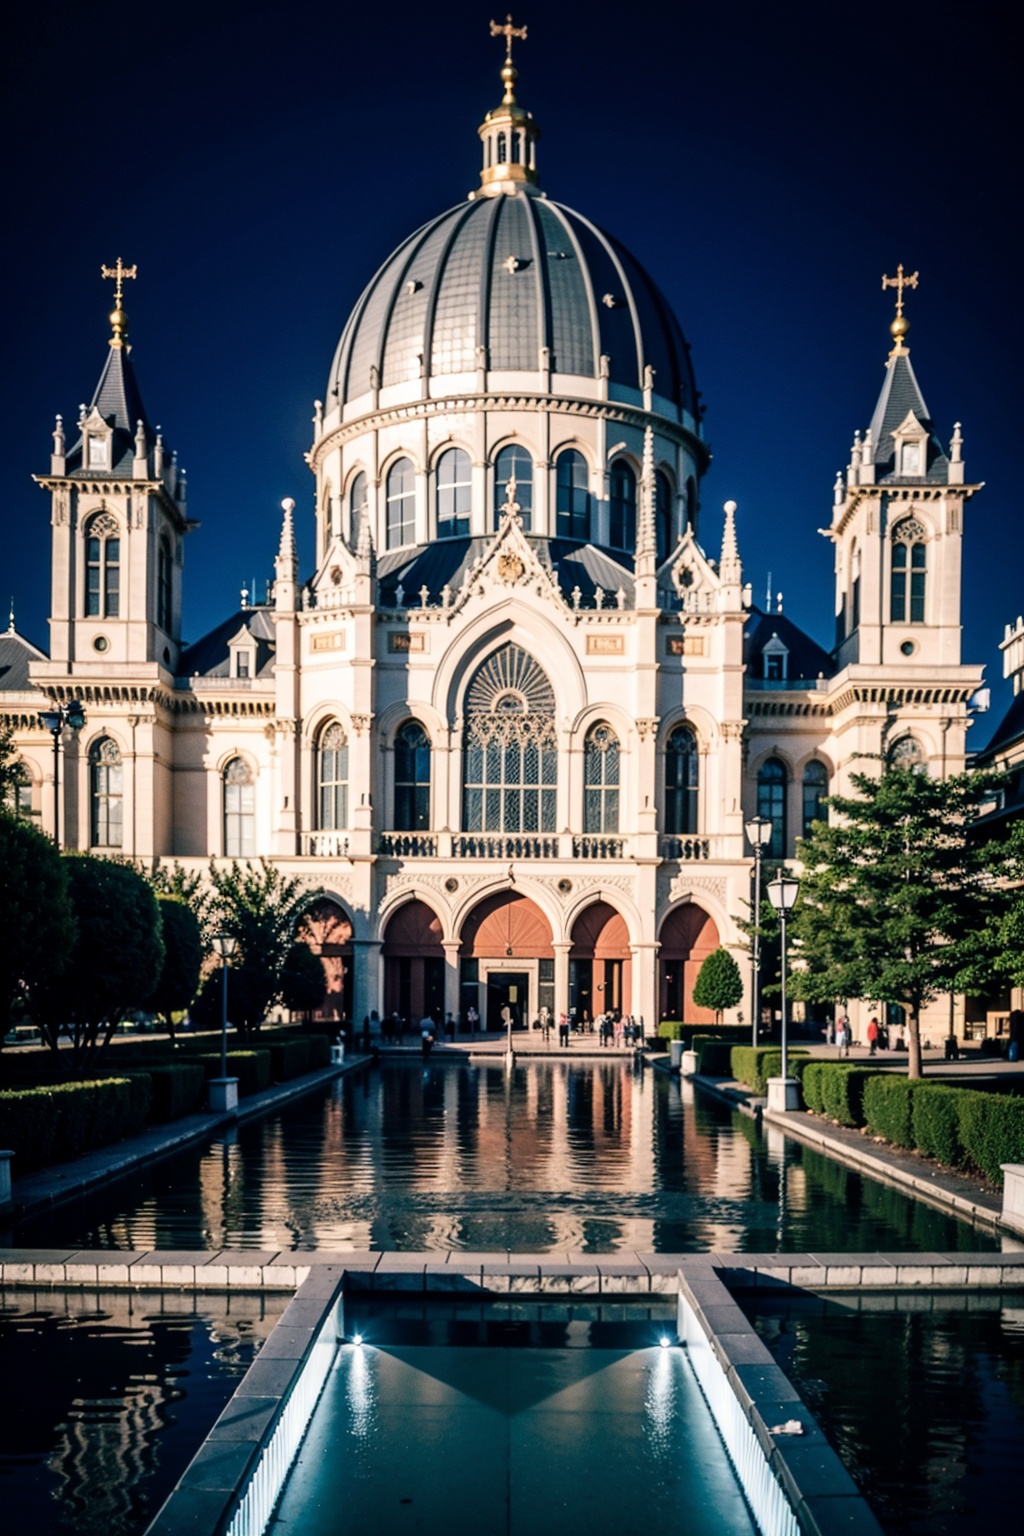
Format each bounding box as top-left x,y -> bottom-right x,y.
383,899 -> 445,1026
658,903 -> 720,1024
568,901 -> 632,1022
459,892 -> 553,1032
301,899 -> 354,1023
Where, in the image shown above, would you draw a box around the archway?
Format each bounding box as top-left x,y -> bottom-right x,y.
383,899 -> 445,1027
301,899 -> 354,1024
458,891 -> 554,1032
568,901 -> 632,1024
657,904 -> 720,1024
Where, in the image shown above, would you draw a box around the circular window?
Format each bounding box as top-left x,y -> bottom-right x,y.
93,635 -> 109,653
900,640 -> 916,657
557,878 -> 572,895
444,877 -> 459,893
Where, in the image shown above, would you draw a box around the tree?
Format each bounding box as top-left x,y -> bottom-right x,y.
793,762 -> 1010,1079
0,811 -> 76,1040
280,942 -> 328,1019
144,897 -> 203,1042
692,946 -> 744,1024
0,718 -> 28,814
206,860 -> 314,1037
33,855 -> 165,1075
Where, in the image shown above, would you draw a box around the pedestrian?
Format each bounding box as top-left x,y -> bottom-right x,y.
446,1011 -> 455,1042
837,1015 -> 850,1058
824,1020 -> 834,1047
467,1005 -> 479,1036
420,1015 -> 434,1057
867,1017 -> 879,1056
558,1011 -> 570,1048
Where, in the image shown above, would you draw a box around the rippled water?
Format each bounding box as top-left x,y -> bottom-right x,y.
10,1060 -> 998,1253
748,1293 -> 1024,1535
0,1289 -> 286,1536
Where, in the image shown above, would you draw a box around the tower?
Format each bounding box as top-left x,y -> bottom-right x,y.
34,261 -> 193,678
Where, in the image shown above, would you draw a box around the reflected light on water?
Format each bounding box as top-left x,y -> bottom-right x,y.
644,1343 -> 681,1447
342,1342 -> 376,1439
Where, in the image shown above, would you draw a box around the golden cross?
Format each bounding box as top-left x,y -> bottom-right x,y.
882,263 -> 918,320
101,257 -> 138,308
490,13 -> 527,65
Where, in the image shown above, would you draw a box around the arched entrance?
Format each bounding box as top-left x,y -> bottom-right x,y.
302,899 -> 354,1024
458,892 -> 554,1031
383,899 -> 445,1026
569,901 -> 632,1023
658,904 -> 720,1023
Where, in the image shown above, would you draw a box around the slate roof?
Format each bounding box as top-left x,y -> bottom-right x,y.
743,606 -> 835,682
866,350 -> 949,484
178,609 -> 276,679
376,537 -> 634,609
65,343 -> 158,477
0,627 -> 47,692
976,689 -> 1024,760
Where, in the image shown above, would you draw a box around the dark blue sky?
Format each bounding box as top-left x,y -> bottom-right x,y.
3,1 -> 1019,743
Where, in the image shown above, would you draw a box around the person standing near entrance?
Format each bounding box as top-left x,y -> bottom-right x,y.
467,1005 -> 479,1036
558,1011 -> 569,1047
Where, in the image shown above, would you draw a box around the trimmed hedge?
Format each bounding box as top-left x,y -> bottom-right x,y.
911,1084 -> 965,1169
657,1023 -> 752,1048
730,1046 -> 809,1095
0,1076 -> 151,1172
691,1037 -> 735,1075
819,1066 -> 872,1127
957,1090 -> 1024,1183
194,1050 -> 271,1096
269,1037 -> 312,1082
138,1063 -> 207,1123
305,1034 -> 331,1069
863,1075 -> 915,1147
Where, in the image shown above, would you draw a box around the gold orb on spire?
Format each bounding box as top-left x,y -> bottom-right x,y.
101,258 -> 137,348
882,264 -> 918,355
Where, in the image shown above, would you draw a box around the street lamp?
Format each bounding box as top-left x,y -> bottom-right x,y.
210,934 -> 238,1113
39,699 -> 86,847
766,874 -> 800,1112
745,815 -> 773,1046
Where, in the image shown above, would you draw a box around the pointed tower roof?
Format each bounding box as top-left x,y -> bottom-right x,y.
865,268 -> 948,482
65,261 -> 158,476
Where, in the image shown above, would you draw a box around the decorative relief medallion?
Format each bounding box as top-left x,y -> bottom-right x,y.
496,551 -> 525,584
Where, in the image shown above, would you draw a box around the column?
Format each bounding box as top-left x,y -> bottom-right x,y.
631,942 -> 659,1038
351,939 -> 382,1029
553,941 -> 572,1019
443,939 -> 461,1023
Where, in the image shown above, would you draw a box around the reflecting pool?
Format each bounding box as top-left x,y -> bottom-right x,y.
746,1291 -> 1024,1536
9,1061 -> 998,1253
0,1288 -> 286,1536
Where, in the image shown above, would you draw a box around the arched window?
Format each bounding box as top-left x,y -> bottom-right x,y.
349,471 -> 368,544
85,512 -> 120,618
664,725 -> 698,835
223,757 -> 255,857
158,535 -> 173,633
386,457 -> 416,549
493,445 -> 533,530
757,758 -> 787,860
584,723 -> 620,833
891,522 -> 927,623
889,735 -> 924,770
802,760 -> 828,837
90,737 -> 123,848
318,722 -> 349,829
436,448 -> 471,538
497,131 -> 507,164
609,460 -> 636,550
511,130 -> 521,164
394,722 -> 431,831
555,450 -> 589,539
463,645 -> 557,833
656,470 -> 673,563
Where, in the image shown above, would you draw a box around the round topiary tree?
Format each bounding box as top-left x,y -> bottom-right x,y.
692,946 -> 744,1025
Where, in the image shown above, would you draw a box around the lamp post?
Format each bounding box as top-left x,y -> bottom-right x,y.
766,874 -> 800,1112
745,815 -> 773,1047
38,699 -> 86,847
210,934 -> 239,1113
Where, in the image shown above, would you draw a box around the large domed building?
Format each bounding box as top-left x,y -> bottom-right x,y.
1,43 -> 984,1042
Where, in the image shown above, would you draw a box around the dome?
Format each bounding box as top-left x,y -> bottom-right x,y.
327,189 -> 698,418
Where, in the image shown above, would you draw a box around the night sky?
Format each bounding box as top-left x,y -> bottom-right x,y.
3,1 -> 1019,743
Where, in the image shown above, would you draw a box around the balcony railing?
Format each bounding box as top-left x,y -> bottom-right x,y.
659,834 -> 712,861
377,831 -> 438,857
572,834 -> 627,859
302,831 -> 351,857
452,833 -> 560,859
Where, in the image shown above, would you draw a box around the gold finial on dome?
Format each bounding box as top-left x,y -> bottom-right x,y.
882,264 -> 918,355
101,257 -> 137,348
478,15 -> 540,194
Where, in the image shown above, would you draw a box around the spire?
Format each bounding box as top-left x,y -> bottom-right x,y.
720,499 -> 741,584
100,257 -> 137,349
635,426 -> 657,574
861,271 -> 948,482
276,497 -> 298,574
477,15 -> 540,195
881,263 -> 918,357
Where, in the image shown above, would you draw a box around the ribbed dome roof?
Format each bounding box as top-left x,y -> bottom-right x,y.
328,190 -> 697,415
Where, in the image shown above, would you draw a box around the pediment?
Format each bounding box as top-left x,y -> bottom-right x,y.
660,527 -> 720,604
311,535 -> 359,595
892,409 -> 926,439
448,507 -> 568,616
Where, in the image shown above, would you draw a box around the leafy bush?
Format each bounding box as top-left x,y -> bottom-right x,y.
194,1050 -> 271,1096
863,1075 -> 915,1147
268,1037 -> 312,1082
956,1090 -> 1024,1183
730,1046 -> 809,1094
0,1077 -> 151,1172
